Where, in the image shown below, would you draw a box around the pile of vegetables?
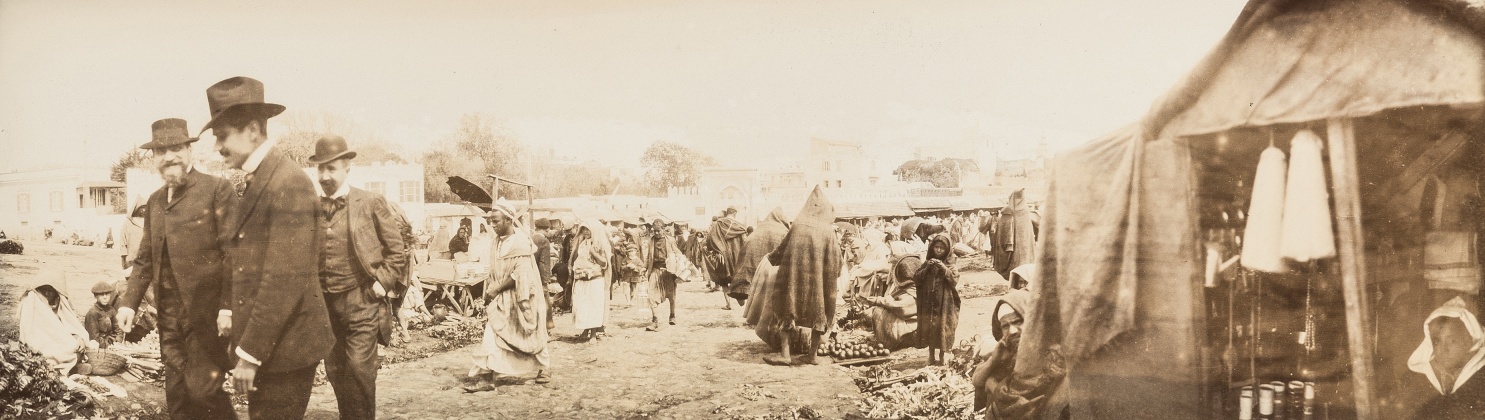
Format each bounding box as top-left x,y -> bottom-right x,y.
426,315 -> 482,343
848,340 -> 981,419
834,302 -> 871,331
856,365 -> 976,419
0,339 -> 96,419
110,332 -> 163,383
820,335 -> 889,360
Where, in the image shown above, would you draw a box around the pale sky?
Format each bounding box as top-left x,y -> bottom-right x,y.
0,0 -> 1246,173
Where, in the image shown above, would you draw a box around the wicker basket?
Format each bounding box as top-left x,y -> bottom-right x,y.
85,349 -> 127,376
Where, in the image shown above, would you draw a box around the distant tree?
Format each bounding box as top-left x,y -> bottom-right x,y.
109,148 -> 153,213
420,114 -> 526,203
276,111 -> 407,166
893,158 -> 962,188
639,141 -> 714,195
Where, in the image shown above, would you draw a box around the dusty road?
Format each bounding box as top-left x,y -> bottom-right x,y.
3,241 -> 1006,419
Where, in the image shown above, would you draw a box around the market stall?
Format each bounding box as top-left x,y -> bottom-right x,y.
1016,1 -> 1485,419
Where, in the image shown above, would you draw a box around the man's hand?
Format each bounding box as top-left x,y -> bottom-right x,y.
232,359 -> 258,395
372,281 -> 387,298
116,307 -> 136,334
217,312 -> 232,337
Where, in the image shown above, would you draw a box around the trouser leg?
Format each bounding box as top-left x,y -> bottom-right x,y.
159,291 -> 233,419
247,364 -> 317,420
325,288 -> 382,420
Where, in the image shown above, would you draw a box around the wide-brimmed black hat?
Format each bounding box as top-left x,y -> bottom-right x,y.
139,118 -> 199,150
200,76 -> 285,134
307,134 -> 358,165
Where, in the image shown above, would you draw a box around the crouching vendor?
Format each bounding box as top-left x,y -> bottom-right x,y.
973,285 -> 1068,419
857,253 -> 921,350
18,276 -> 90,375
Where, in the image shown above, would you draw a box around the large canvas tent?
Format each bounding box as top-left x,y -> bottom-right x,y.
1019,1 -> 1485,419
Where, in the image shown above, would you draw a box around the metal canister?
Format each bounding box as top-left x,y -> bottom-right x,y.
1302,382 -> 1315,420
1270,381 -> 1288,420
1239,386 -> 1254,420
1258,384 -> 1275,419
1287,381 -> 1304,418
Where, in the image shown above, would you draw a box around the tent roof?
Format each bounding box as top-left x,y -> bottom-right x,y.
833,199 -> 916,219
1146,0 -> 1485,139
906,197 -> 952,212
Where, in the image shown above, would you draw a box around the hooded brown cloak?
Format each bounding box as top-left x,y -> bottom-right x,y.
732,207 -> 790,302
993,189 -> 1038,277
706,214 -> 750,288
765,186 -> 841,333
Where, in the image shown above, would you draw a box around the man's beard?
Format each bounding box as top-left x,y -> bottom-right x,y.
159,163 -> 187,187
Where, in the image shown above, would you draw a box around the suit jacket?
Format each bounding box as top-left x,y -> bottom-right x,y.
227,149 -> 334,373
121,169 -> 237,333
343,187 -> 407,292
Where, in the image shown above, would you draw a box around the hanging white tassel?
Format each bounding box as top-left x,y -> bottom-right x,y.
1280,130 -> 1337,262
1242,146 -> 1288,272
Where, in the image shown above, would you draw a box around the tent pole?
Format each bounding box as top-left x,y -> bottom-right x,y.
1325,117 -> 1377,420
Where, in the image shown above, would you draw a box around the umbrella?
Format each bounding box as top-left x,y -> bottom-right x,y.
446,176 -> 492,206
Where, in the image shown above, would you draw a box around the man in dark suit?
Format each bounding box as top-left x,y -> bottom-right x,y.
308,134 -> 407,419
116,118 -> 238,420
205,76 -> 334,419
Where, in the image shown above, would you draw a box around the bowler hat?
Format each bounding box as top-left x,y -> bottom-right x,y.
307,134 -> 358,165
200,76 -> 285,134
139,118 -> 198,150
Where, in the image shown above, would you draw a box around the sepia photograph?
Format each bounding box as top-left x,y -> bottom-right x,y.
1,0 -> 1482,418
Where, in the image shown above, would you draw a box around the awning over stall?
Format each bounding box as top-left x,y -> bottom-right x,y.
1147,0 -> 1485,140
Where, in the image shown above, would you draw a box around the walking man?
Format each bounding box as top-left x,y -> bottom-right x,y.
645,219 -> 677,331
116,118 -> 238,419
207,76 -> 334,419
464,203 -> 551,391
309,134 -> 407,419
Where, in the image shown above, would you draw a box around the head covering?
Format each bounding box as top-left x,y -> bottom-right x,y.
1009,264 -> 1038,291
900,217 -> 924,242
992,289 -> 1034,342
490,200 -> 524,231
201,76 -> 285,134
1409,296 -> 1485,395
140,118 -> 199,150
926,233 -> 954,262
306,134 -> 358,165
91,280 -> 115,295
18,272 -> 88,374
578,218 -> 612,261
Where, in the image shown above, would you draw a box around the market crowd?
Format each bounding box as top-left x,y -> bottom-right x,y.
14,75 -> 1061,419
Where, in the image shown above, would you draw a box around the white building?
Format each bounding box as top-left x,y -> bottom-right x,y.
302,162 -> 427,231
0,167 -> 126,241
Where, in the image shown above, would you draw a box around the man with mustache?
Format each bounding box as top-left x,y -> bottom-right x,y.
308,134 -> 407,419
115,118 -> 237,419
206,76 -> 334,419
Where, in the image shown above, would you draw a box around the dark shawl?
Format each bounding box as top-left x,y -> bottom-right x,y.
707,215 -> 750,287
766,186 -> 841,332
731,207 -> 790,301
914,233 -> 961,350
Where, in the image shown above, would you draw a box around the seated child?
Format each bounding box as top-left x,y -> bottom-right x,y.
84,280 -> 118,349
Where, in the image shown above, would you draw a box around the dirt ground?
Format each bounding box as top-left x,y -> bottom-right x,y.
2,241 -> 1008,419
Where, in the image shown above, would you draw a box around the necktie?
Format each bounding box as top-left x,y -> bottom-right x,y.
321,196 -> 346,218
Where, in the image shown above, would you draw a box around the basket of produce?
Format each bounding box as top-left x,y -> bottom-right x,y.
822,335 -> 892,366
84,349 -> 127,376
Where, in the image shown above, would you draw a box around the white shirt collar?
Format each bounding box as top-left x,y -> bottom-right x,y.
240,136 -> 279,174
316,179 -> 351,199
